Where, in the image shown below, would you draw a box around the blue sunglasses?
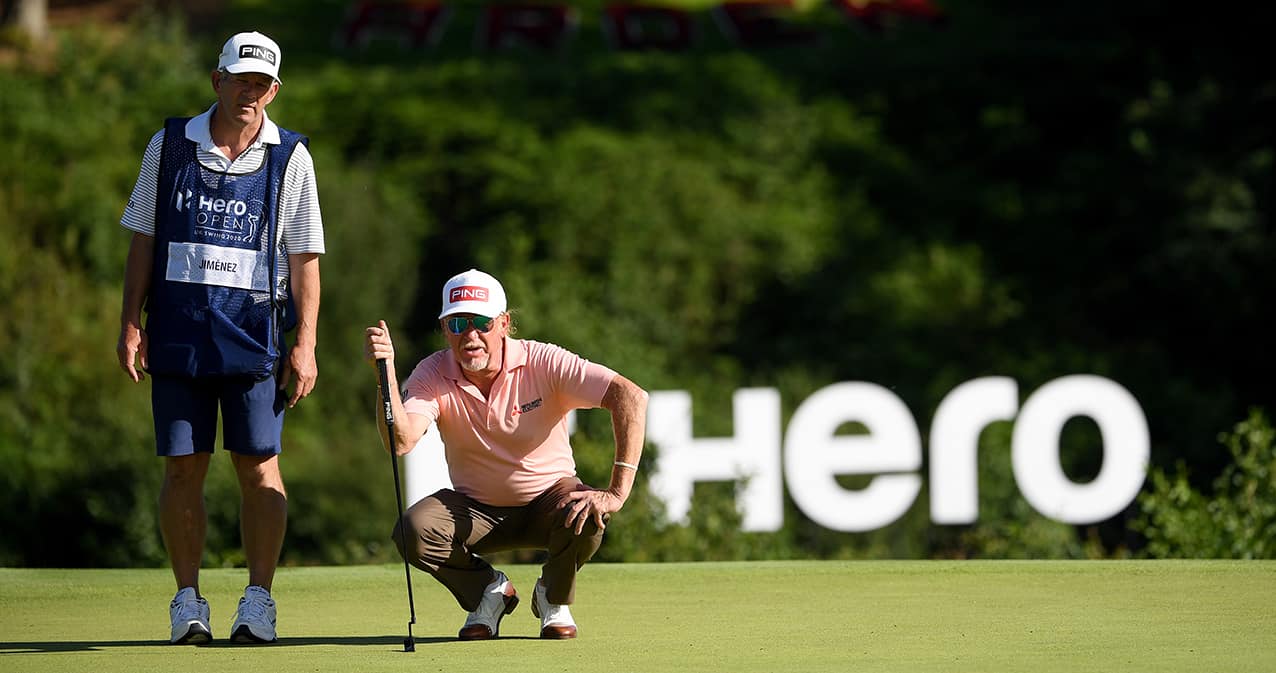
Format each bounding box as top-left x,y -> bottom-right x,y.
445,315 -> 496,335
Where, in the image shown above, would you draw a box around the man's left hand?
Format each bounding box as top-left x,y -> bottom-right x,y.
280,345 -> 318,408
561,487 -> 624,535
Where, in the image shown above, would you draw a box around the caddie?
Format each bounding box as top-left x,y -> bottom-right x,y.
116,30 -> 325,645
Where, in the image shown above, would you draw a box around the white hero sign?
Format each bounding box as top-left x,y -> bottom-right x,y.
646,375 -> 1150,532
403,374 -> 1149,533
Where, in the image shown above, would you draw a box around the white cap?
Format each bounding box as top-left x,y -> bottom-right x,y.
218,31 -> 282,82
439,269 -> 507,319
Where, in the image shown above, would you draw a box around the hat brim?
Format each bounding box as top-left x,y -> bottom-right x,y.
438,302 -> 504,320
223,62 -> 280,82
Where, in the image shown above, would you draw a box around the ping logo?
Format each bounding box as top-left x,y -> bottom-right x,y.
450,286 -> 489,303
239,44 -> 277,65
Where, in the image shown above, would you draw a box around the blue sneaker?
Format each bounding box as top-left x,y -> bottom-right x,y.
230,585 -> 277,643
169,587 -> 212,644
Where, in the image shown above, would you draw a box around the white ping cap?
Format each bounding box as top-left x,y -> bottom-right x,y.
218,31 -> 282,82
439,269 -> 508,319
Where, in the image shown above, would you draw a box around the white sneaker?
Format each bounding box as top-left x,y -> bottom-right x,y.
230,585 -> 277,643
458,571 -> 519,640
531,578 -> 577,639
169,587 -> 212,644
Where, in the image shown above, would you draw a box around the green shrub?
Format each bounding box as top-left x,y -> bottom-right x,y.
1134,409 -> 1276,559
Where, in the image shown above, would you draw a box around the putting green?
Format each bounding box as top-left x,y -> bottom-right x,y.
1,561 -> 1272,672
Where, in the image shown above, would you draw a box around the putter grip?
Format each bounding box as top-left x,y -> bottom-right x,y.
376,358 -> 395,427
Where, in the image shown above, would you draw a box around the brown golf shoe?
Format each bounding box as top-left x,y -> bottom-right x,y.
458,571 -> 519,640
531,578 -> 578,639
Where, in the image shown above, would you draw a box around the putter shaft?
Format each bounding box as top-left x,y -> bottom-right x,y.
378,359 -> 418,650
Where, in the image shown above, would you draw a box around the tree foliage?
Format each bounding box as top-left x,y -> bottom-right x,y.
0,2 -> 1273,566
1134,410 -> 1276,559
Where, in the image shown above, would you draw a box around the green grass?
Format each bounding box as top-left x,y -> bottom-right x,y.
2,561 -> 1273,672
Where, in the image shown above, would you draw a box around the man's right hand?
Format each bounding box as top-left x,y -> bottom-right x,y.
365,319 -> 395,368
117,322 -> 148,382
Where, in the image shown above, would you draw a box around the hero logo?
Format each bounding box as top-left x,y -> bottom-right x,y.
450,286 -> 489,303
239,44 -> 277,65
174,186 -> 261,243
646,375 -> 1150,532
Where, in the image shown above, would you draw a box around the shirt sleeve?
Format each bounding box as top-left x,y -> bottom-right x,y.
280,142 -> 325,255
537,342 -> 617,410
120,130 -> 166,236
401,358 -> 442,424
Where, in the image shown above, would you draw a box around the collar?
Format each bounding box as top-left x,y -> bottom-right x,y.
185,104 -> 281,152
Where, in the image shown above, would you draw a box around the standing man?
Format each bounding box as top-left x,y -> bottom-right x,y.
363,269 -> 648,640
116,31 -> 324,645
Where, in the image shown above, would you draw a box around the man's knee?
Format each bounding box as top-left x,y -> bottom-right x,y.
550,506 -> 609,538
392,498 -> 458,563
162,454 -> 210,488
231,454 -> 286,494
390,513 -> 414,559
550,513 -> 608,557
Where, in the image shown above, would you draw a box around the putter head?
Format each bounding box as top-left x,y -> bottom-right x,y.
404,636 -> 415,652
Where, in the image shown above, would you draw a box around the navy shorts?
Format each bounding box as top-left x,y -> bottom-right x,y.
152,374 -> 286,457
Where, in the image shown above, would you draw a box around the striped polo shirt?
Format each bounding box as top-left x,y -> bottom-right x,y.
120,104 -> 325,282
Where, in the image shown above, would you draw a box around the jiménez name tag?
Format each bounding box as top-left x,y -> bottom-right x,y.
166,241 -> 269,291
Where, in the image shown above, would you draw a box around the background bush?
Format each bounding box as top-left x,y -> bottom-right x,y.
0,1 -> 1272,566
1134,410 -> 1276,559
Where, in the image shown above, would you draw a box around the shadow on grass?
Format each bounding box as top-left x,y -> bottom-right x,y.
0,635 -> 470,653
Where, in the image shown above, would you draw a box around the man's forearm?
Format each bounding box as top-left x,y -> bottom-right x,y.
602,375 -> 649,501
375,365 -> 429,455
121,232 -> 154,326
288,253 -> 321,349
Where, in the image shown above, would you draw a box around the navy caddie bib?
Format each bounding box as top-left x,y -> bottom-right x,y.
145,116 -> 307,379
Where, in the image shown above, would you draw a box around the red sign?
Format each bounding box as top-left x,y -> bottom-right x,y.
336,0 -> 944,51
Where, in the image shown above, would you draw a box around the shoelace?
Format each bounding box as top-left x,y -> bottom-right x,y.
238,593 -> 273,622
172,596 -> 207,621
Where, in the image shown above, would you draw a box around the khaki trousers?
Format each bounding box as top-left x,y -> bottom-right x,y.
391,476 -> 605,611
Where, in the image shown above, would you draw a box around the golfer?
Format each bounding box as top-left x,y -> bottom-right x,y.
363,268 -> 648,640
116,31 -> 324,645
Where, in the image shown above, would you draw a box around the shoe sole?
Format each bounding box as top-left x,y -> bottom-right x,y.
230,624 -> 277,644
539,625 -> 578,640
171,623 -> 212,645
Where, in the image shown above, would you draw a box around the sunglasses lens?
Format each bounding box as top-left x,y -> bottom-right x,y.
447,316 -> 496,334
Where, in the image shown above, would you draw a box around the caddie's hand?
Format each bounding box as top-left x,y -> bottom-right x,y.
561,486 -> 624,535
116,322 -> 148,383
365,320 -> 395,367
280,344 -> 318,408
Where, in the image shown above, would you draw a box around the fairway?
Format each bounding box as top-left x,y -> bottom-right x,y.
1,561 -> 1272,672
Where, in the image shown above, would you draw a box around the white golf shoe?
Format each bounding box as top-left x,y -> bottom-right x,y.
458,571 -> 519,640
230,585 -> 277,643
531,578 -> 577,639
169,587 -> 212,644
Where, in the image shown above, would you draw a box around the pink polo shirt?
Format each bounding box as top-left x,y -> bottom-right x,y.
400,337 -> 617,506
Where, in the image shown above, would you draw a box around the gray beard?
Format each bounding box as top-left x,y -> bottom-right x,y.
460,356 -> 489,373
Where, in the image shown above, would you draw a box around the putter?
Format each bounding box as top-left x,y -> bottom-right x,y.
377,358 -> 417,652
